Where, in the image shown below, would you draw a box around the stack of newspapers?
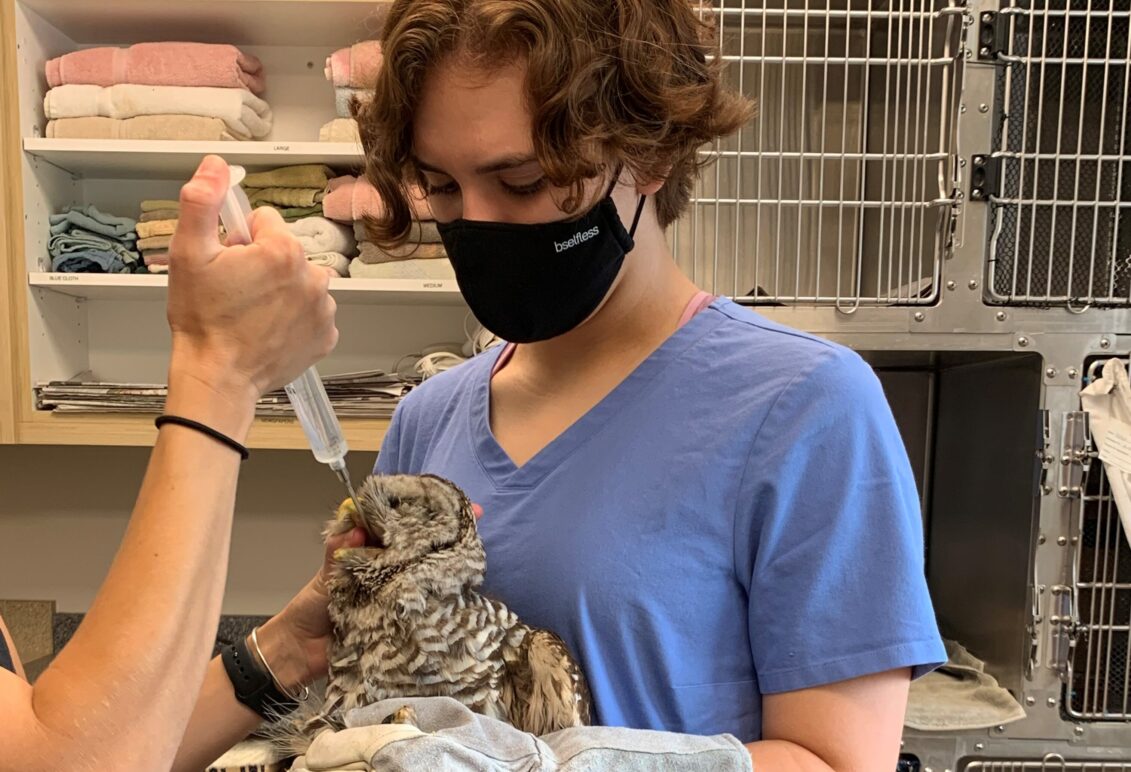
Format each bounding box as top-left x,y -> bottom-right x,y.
34,370 -> 413,418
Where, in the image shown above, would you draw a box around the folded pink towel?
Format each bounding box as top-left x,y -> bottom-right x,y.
325,42 -> 383,89
323,176 -> 432,223
46,43 -> 265,95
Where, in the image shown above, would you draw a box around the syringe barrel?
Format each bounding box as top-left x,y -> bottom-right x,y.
215,163 -> 347,468
285,367 -> 349,466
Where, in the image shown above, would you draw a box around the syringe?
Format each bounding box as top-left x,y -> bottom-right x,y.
217,163 -> 364,522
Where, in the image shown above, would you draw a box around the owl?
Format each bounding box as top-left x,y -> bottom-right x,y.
294,474 -> 590,747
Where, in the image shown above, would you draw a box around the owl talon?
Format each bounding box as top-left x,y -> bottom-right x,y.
383,705 -> 418,727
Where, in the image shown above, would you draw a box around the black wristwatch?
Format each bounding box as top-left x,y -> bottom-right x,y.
221,636 -> 300,719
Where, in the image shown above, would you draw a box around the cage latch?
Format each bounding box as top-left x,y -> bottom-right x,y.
1049,584 -> 1076,680
969,155 -> 1001,202
975,11 -> 1008,61
1057,411 -> 1092,498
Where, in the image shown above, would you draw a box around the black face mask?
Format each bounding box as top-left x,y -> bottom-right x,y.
436,178 -> 647,344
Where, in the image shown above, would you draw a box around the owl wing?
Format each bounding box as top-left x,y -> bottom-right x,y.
502,628 -> 591,735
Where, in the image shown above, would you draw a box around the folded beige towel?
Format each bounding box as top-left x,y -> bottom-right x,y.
307,252 -> 351,277
136,219 -> 177,239
243,164 -> 334,190
355,219 -> 442,244
46,114 -> 245,141
247,187 -> 325,208
349,257 -> 456,280
139,209 -> 180,223
138,234 -> 173,251
44,84 -> 273,139
319,118 -> 361,144
358,241 -> 446,264
905,640 -> 1026,731
140,199 -> 180,212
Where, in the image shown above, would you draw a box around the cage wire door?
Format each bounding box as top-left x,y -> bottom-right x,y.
988,0 -> 1131,308
965,760 -> 1131,770
1066,356 -> 1131,721
671,0 -> 963,309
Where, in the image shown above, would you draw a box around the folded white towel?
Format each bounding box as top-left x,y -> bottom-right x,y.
287,217 -> 357,257
348,257 -> 456,280
44,84 -> 273,139
307,252 -> 351,277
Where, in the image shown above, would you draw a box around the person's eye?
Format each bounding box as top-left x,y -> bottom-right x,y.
502,178 -> 547,197
423,179 -> 459,197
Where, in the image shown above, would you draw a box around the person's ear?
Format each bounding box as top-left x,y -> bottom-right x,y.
633,164 -> 671,196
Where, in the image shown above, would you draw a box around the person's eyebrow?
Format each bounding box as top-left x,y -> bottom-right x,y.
413,154 -> 540,176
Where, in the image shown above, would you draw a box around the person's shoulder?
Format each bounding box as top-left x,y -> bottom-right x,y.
394,348 -> 495,426
698,299 -> 873,385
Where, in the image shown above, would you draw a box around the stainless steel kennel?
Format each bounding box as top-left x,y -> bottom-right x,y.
677,0 -> 1131,768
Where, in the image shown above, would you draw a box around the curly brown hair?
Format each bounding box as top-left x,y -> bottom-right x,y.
355,0 -> 754,246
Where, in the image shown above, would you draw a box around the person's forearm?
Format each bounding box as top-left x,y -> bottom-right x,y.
26,369 -> 256,770
172,656 -> 261,772
173,615 -> 309,772
747,741 -> 835,771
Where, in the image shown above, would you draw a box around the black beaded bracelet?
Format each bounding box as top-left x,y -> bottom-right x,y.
155,415 -> 249,461
220,636 -> 299,719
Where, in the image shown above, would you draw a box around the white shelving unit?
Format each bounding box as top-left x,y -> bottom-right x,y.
28,273 -> 465,305
23,138 -> 365,178
6,0 -> 467,450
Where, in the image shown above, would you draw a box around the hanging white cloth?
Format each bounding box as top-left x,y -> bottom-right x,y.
1080,357 -> 1131,544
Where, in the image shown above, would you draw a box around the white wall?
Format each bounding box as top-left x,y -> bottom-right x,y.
0,443 -> 378,614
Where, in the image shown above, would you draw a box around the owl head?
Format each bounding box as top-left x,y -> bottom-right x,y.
325,474 -> 486,600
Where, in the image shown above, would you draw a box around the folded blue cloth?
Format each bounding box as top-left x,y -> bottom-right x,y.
49,228 -> 137,256
49,205 -> 137,240
290,697 -> 753,772
51,249 -> 132,274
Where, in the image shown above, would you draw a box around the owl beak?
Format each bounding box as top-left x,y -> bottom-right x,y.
336,497 -> 388,549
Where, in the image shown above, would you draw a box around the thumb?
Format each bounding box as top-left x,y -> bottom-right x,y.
171,155 -> 229,262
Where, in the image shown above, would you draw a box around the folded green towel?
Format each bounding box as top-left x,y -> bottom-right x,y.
253,203 -> 325,221
246,187 -> 325,208
140,199 -> 181,212
243,164 -> 334,190
139,208 -> 180,222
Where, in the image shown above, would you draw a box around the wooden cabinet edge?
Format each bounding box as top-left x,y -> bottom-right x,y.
16,414 -> 387,450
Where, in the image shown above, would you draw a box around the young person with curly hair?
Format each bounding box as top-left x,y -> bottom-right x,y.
360,1 -> 946,768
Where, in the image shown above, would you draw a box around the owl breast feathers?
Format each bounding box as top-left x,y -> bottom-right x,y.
304,473 -> 590,744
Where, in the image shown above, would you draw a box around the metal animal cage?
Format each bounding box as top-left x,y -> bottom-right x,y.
965,760 -> 1131,771
671,0 -> 964,308
985,0 -> 1131,307
1065,356 -> 1131,720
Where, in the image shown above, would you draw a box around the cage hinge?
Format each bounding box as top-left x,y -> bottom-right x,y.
969,155 -> 1001,201
975,11 -> 1008,61
1057,411 -> 1092,498
1049,584 -> 1077,681
1036,409 -> 1053,496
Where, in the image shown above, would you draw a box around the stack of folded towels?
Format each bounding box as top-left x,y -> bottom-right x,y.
43,42 -> 272,140
324,175 -> 452,280
48,205 -> 139,273
319,41 -> 381,143
287,216 -> 358,278
135,199 -> 184,274
242,164 -> 335,222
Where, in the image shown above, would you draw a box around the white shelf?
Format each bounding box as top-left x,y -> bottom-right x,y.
20,0 -> 389,47
24,139 -> 365,179
28,273 -> 466,306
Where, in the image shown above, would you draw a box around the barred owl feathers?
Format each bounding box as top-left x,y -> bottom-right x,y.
294,474 -> 590,749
